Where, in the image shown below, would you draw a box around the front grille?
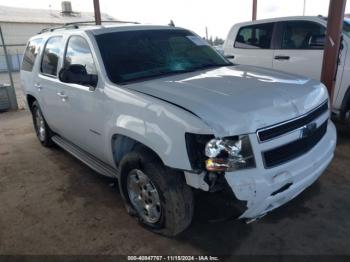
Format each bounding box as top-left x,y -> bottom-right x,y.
263,121 -> 328,168
257,101 -> 328,142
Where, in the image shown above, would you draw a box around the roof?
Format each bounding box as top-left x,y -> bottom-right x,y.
90,25 -> 183,35
232,16 -> 326,27
0,5 -> 116,24
33,24 -> 183,37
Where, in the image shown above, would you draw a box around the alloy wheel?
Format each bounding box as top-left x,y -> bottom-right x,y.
126,169 -> 162,224
35,108 -> 46,142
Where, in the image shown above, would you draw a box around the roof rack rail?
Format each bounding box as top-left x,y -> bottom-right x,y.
64,20 -> 140,26
39,25 -> 66,34
38,20 -> 139,34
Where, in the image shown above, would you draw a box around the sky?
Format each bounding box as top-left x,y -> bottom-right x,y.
0,0 -> 349,39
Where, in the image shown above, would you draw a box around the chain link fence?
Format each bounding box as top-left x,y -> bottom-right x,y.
0,26 -> 26,110
0,47 -> 24,72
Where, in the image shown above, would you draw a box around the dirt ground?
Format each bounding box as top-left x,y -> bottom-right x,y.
0,110 -> 350,256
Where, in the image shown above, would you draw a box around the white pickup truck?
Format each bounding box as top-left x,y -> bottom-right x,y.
21,22 -> 336,236
224,16 -> 350,122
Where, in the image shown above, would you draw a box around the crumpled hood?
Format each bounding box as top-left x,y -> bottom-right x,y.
126,65 -> 329,136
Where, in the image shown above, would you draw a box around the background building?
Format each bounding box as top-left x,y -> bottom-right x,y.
0,1 -> 116,71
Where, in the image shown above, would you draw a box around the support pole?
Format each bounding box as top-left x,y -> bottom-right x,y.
0,26 -> 18,110
320,0 -> 347,101
252,0 -> 257,21
93,0 -> 102,25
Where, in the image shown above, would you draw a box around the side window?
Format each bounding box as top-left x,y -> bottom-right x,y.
41,36 -> 63,76
234,23 -> 274,49
281,21 -> 326,49
64,36 -> 97,76
22,38 -> 43,72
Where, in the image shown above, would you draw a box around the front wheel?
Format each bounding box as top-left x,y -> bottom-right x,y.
126,169 -> 162,225
119,147 -> 194,236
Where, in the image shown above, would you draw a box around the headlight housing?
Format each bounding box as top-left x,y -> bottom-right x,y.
205,135 -> 255,171
185,133 -> 255,172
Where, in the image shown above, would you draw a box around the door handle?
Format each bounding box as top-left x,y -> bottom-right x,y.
274,55 -> 290,60
34,83 -> 42,91
56,92 -> 68,100
225,55 -> 235,59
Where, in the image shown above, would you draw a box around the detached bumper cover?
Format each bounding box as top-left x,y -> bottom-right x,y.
224,121 -> 337,219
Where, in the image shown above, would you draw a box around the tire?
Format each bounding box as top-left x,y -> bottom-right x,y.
118,146 -> 194,237
340,86 -> 350,123
31,101 -> 54,147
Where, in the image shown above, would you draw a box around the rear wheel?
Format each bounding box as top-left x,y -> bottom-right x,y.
31,101 -> 54,147
119,147 -> 194,236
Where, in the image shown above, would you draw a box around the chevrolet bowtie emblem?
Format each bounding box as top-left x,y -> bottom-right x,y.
300,122 -> 317,139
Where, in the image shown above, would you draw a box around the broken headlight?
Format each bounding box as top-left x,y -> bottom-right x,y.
204,135 -> 255,172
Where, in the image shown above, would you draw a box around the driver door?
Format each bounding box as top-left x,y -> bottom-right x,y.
56,35 -> 107,162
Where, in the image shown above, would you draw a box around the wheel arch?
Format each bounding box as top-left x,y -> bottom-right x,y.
26,94 -> 37,112
107,115 -> 196,171
111,133 -> 164,168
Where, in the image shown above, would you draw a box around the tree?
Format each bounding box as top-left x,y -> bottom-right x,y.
213,36 -> 224,46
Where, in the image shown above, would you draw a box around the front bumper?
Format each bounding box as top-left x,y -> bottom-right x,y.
224,120 -> 337,219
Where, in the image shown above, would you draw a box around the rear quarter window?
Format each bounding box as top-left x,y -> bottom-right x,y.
234,23 -> 274,49
21,38 -> 43,72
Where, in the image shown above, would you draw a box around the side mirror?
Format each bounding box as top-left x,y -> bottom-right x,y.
59,64 -> 98,88
309,35 -> 325,49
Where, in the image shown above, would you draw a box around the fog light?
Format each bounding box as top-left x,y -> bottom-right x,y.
206,158 -> 230,171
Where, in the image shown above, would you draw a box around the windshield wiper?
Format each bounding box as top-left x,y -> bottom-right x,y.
194,63 -> 231,70
120,63 -> 231,84
176,63 -> 231,73
120,69 -> 196,84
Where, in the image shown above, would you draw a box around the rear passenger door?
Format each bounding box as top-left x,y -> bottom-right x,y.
20,38 -> 43,102
227,23 -> 275,68
37,36 -> 65,132
273,21 -> 325,80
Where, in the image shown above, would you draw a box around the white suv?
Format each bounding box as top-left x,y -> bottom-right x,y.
223,16 -> 350,122
21,22 -> 336,236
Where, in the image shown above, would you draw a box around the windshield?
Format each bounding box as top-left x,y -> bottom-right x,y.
344,19 -> 350,38
95,29 -> 231,84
